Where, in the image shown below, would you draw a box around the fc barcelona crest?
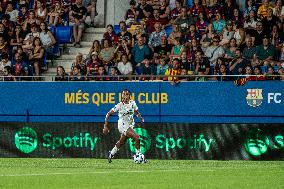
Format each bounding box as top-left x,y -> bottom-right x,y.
246,89 -> 263,107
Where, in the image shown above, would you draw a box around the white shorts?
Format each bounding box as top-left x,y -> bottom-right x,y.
118,120 -> 134,136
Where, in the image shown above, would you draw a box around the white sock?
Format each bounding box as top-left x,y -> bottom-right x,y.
136,149 -> 141,154
110,146 -> 119,156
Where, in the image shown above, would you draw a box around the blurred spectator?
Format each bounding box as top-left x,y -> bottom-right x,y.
265,65 -> 280,80
195,12 -> 208,35
131,36 -> 151,72
159,0 -> 171,20
168,24 -> 182,45
255,36 -> 275,66
190,0 -> 206,22
125,0 -> 137,25
85,0 -> 97,27
10,25 -> 25,49
140,58 -> 155,80
262,8 -> 280,34
103,24 -> 118,44
55,66 -> 69,81
219,21 -> 235,46
132,25 -> 145,46
170,0 -> 183,24
109,66 -> 121,81
252,21 -> 268,47
243,37 -> 257,61
87,40 -> 101,60
154,35 -> 172,58
71,53 -> 87,75
95,65 -> 108,81
229,49 -> 250,77
39,22 -> 56,58
233,25 -> 245,46
23,23 -> 40,50
0,52 -> 11,74
99,39 -> 115,70
252,66 -> 266,80
212,12 -> 226,35
244,10 -> 258,33
5,2 -> 18,23
3,66 -> 16,81
0,36 -> 9,55
136,0 -> 153,21
257,0 -> 273,19
70,64 -> 85,81
87,51 -> 101,75
205,36 -> 225,66
146,9 -> 168,33
28,37 -> 45,80
273,0 -> 284,21
224,38 -> 238,60
148,22 -> 167,50
164,58 -> 181,81
170,37 -> 184,60
195,50 -> 210,79
34,0 -> 47,22
175,6 -> 193,35
244,0 -> 257,18
69,0 -> 87,47
200,23 -> 215,48
12,52 -> 29,79
117,21 -> 132,47
23,10 -> 40,32
156,57 -> 169,79
223,0 -> 239,21
117,54 -> 133,78
217,63 -> 231,81
48,1 -> 64,26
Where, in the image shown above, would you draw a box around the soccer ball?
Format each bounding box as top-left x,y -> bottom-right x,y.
133,153 -> 144,164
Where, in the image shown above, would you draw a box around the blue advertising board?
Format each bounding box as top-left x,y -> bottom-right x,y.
0,81 -> 284,123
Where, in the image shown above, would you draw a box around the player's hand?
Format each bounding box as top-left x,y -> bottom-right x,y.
141,117 -> 145,123
103,124 -> 109,135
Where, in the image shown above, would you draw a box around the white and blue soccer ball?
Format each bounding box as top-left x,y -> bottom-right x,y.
133,153 -> 145,164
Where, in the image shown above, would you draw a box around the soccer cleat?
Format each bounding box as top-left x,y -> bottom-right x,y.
143,158 -> 149,163
107,151 -> 113,163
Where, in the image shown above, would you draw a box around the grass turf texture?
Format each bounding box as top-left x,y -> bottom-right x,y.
0,159 -> 283,189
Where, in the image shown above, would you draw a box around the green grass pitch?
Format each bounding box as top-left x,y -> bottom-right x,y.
0,159 -> 283,189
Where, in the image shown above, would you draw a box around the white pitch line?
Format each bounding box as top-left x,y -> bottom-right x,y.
0,169 -> 213,177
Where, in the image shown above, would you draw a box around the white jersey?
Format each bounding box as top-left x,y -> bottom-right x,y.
112,100 -> 138,126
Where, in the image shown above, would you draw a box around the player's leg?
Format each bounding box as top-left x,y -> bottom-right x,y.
108,134 -> 127,163
126,127 -> 141,153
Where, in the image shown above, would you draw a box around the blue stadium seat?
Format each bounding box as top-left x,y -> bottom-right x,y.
274,66 -> 279,72
55,26 -> 73,44
164,26 -> 173,37
114,25 -> 120,35
260,66 -> 267,73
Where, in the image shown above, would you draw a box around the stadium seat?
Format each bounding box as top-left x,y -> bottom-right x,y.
260,66 -> 267,73
55,26 -> 73,44
114,25 -> 121,35
164,26 -> 173,37
274,66 -> 279,72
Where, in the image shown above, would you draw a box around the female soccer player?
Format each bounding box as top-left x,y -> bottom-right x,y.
103,89 -> 147,163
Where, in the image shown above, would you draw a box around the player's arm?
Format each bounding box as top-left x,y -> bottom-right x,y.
103,109 -> 115,134
135,110 -> 144,123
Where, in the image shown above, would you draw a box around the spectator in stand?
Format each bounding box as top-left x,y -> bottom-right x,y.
103,24 -> 118,44
190,0 -> 206,22
262,8 -> 280,34
216,63 -> 231,81
265,65 -> 280,80
0,52 -> 11,75
195,12 -> 208,35
180,51 -> 195,73
3,66 -> 16,81
69,0 -> 87,47
125,0 -> 137,25
252,66 -> 266,80
0,35 -> 9,55
12,52 -> 29,79
28,37 -> 44,80
219,21 -> 235,46
154,35 -> 172,59
212,12 -> 226,35
159,0 -> 171,21
164,58 -> 181,81
156,57 -> 169,80
117,54 -> 133,80
71,53 -> 87,76
200,23 -> 215,48
23,10 -> 40,32
243,37 -> 257,61
85,0 -> 97,27
244,10 -> 258,34
255,35 -> 275,66
39,22 -> 56,58
18,4 -> 29,21
170,37 -> 184,60
113,37 -> 131,62
205,0 -> 221,20
224,38 -> 238,60
70,64 -> 85,81
271,24 -> 283,50
229,49 -> 250,77
34,0 -> 47,22
146,9 -> 168,33
99,39 -> 115,71
132,25 -> 145,46
257,0 -> 273,19
117,21 -> 132,47
244,0 -> 257,18
195,50 -> 210,80
232,8 -> 244,28
10,25 -> 25,50
136,0 -> 153,21
109,66 -> 121,81
5,2 -> 18,23
168,24 -> 182,45
140,58 -> 155,80
95,65 -> 108,81
0,16 -> 13,42
87,40 -> 101,60
148,22 -> 167,50
223,0 -> 239,21
23,23 -> 40,50
55,66 -> 69,81
131,36 -> 151,73
48,1 -> 64,26
252,21 -> 268,46
205,36 -> 225,66
175,6 -> 194,35
170,0 -> 183,24
273,0 -> 284,21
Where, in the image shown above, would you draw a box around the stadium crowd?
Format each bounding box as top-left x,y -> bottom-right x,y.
0,0 -> 284,81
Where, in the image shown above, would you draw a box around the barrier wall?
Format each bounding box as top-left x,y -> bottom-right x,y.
1,123 -> 283,159
0,82 -> 284,123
